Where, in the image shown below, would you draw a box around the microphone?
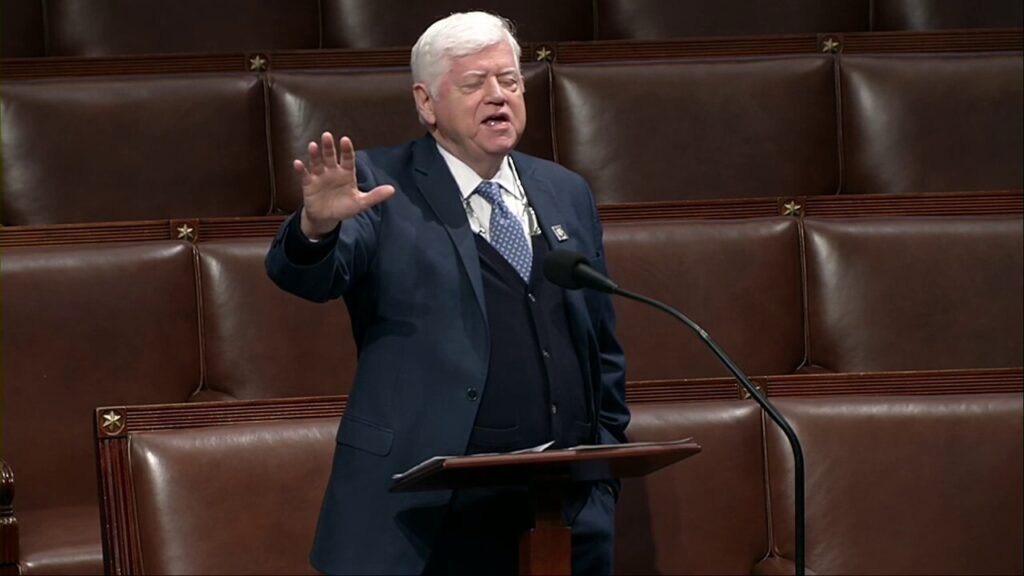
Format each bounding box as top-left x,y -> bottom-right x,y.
544,249 -> 807,576
542,250 -> 619,293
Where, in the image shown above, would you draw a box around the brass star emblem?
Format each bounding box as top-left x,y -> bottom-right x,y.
739,382 -> 764,400
821,38 -> 841,53
535,46 -> 553,62
176,223 -> 196,241
101,410 -> 125,435
783,201 -> 803,217
249,54 -> 268,72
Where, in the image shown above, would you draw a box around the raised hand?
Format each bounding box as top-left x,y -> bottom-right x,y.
296,132 -> 395,240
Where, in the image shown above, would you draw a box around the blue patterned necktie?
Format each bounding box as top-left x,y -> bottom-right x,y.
474,180 -> 532,282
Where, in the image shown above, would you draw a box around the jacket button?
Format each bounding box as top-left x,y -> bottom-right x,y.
466,388 -> 479,401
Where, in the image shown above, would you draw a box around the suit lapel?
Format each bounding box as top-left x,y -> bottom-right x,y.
411,138 -> 487,321
513,152 -> 580,254
513,153 -> 596,385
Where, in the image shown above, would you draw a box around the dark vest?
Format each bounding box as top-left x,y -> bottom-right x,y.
466,233 -> 594,455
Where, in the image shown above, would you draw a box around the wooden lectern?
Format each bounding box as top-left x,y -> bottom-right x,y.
391,439 -> 701,575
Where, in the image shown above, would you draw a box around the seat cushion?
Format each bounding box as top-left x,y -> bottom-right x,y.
18,506 -> 103,576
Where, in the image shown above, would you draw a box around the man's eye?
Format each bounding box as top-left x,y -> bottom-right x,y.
499,77 -> 520,90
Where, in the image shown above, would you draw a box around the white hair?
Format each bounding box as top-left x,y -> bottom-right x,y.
410,11 -> 522,99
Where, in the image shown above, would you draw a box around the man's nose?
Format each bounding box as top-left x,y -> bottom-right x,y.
483,76 -> 506,102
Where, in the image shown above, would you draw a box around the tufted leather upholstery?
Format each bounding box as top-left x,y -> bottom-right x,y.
804,216 -> 1024,372
762,393 -> 1024,574
841,52 -> 1024,195
93,392 -> 1023,574
128,418 -> 335,574
2,241 -> 200,575
322,0 -> 593,48
2,52 -> 1021,225
604,218 -> 805,380
617,400 -> 768,575
2,242 -> 201,511
1,74 -> 272,225
197,238 -> 357,399
1,0 -> 45,57
595,0 -> 870,40
872,0 -> 1024,31
552,55 -> 839,204
44,0 -> 320,56
3,0 -> 1021,58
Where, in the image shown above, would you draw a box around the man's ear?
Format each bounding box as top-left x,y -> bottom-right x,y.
413,84 -> 437,127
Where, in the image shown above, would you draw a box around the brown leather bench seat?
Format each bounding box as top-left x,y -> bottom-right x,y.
5,213 -> 1021,573
90,390 -> 1023,574
125,416 -> 336,574
3,52 -> 1020,225
1,239 -> 357,574
2,242 -> 200,575
761,393 -> 1023,574
802,216 -> 1024,372
5,0 -> 1018,58
0,73 -> 273,226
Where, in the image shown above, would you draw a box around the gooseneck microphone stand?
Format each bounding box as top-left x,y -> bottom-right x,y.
544,250 -> 805,575
614,286 -> 805,576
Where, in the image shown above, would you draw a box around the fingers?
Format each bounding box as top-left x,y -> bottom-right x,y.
307,141 -> 323,175
321,132 -> 338,169
338,136 -> 356,173
293,159 -> 311,186
305,132 -> 349,176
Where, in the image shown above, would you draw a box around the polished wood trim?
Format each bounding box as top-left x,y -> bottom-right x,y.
0,216 -> 287,248
269,47 -> 411,70
95,395 -> 346,437
597,190 -> 1022,222
97,438 -> 142,575
598,197 -> 779,222
802,189 -> 1024,218
196,215 -> 287,240
0,52 -> 251,80
94,395 -> 346,574
841,27 -> 1024,53
3,192 -> 1017,249
0,220 -> 171,248
3,29 -> 1019,80
626,367 -> 1024,403
547,28 -> 1022,64
0,460 -> 17,574
555,34 -> 818,63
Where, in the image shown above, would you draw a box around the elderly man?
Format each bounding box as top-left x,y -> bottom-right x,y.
266,11 -> 629,575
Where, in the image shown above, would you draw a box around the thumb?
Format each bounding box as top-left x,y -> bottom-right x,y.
358,185 -> 396,209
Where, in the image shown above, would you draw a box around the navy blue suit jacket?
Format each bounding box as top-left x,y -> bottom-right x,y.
266,136 -> 629,574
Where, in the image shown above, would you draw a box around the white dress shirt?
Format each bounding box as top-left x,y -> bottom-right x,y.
436,143 -> 538,250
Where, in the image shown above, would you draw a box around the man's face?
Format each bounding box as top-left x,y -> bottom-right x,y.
415,41 -> 527,177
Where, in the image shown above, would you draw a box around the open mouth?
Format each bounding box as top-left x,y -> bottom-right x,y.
483,112 -> 510,127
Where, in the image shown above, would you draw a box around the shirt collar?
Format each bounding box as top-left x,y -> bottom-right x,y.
435,142 -> 521,202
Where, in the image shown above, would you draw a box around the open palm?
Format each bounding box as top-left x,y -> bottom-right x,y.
296,132 -> 395,239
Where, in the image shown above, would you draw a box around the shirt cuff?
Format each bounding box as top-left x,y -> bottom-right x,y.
284,212 -> 340,266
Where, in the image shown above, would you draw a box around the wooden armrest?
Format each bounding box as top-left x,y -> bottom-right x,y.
1,459 -> 20,573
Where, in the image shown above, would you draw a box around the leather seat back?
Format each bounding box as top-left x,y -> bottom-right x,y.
552,56 -> 839,204
604,218 -> 805,380
763,393 -> 1024,574
1,74 -> 272,225
804,216 -> 1024,372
